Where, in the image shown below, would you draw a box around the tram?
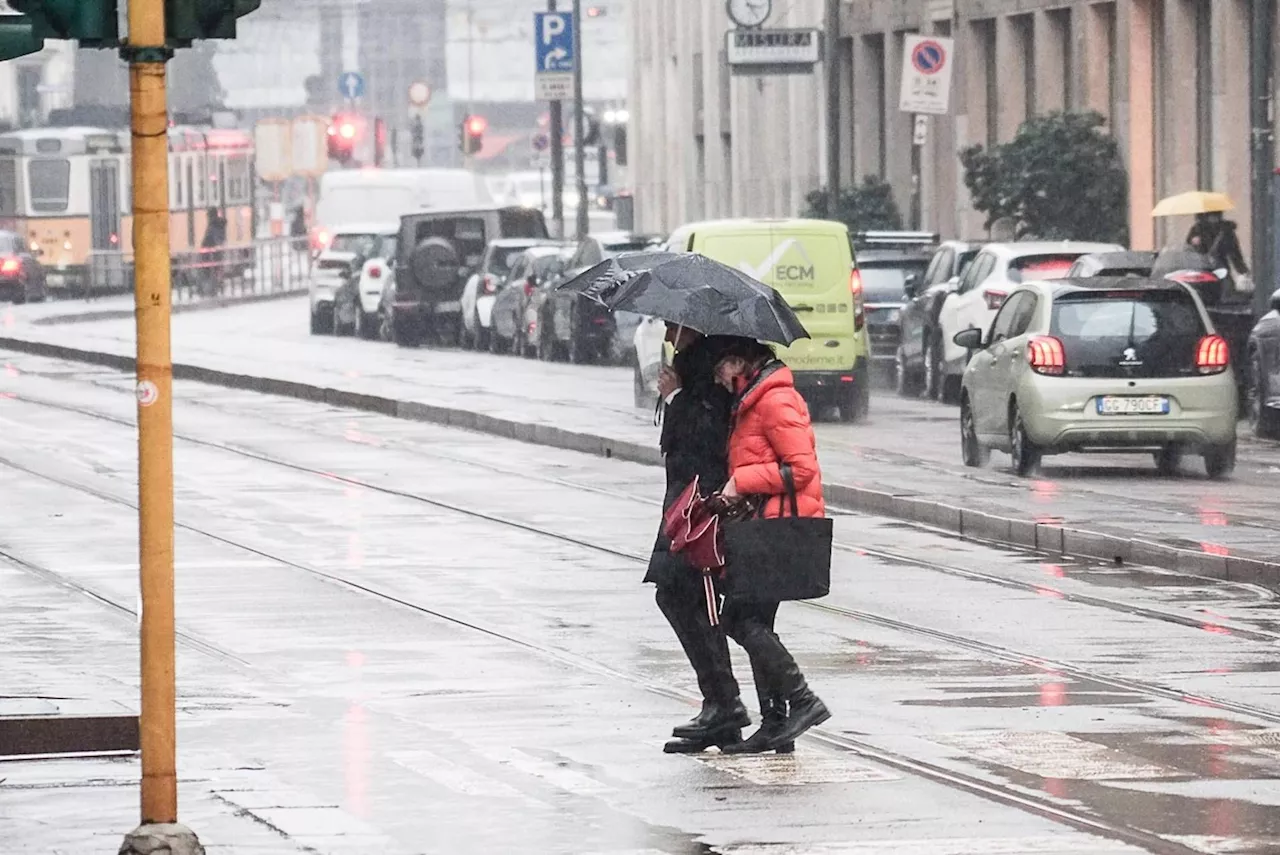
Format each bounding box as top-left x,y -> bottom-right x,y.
0,124 -> 255,294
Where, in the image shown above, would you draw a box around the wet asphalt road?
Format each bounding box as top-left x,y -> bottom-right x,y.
2,353 -> 1280,854
3,296 -> 1278,561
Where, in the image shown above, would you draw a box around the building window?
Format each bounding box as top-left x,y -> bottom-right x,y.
1010,14 -> 1035,120
1194,0 -> 1213,187
864,33 -> 886,178
974,19 -> 997,146
1047,8 -> 1072,109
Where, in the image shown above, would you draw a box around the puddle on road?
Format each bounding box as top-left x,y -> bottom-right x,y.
929,723 -> 1280,848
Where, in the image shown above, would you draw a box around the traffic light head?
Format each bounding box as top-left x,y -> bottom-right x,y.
328,113 -> 365,165
460,115 -> 486,156
6,0 -> 119,48
166,0 -> 261,43
0,16 -> 42,61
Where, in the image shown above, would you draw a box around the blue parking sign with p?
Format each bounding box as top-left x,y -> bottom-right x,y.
534,12 -> 575,73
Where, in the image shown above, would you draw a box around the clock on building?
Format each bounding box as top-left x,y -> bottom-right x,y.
727,0 -> 771,29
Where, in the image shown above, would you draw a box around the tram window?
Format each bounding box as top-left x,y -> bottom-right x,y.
29,159 -> 69,213
226,155 -> 249,204
0,159 -> 16,216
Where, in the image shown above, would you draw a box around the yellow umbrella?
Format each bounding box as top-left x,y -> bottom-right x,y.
1151,191 -> 1236,217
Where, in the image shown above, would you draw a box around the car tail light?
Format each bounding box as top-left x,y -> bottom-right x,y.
1196,334 -> 1230,374
483,275 -> 497,294
367,264 -> 382,279
1166,270 -> 1220,285
850,269 -> 865,331
1027,335 -> 1066,376
312,229 -> 331,250
0,258 -> 19,274
983,289 -> 1007,311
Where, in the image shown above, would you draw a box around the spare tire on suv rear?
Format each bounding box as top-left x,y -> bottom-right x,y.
408,237 -> 462,294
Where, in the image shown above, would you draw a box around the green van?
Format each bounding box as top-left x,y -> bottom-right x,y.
664,218 -> 871,421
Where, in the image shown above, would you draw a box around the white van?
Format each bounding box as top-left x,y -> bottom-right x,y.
311,168 -> 493,252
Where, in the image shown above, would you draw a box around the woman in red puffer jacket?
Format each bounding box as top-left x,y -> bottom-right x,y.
713,339 -> 830,755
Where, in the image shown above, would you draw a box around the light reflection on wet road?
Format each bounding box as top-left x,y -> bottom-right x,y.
2,352 -> 1280,854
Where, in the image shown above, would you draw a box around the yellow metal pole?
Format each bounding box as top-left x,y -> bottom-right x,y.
127,0 -> 177,826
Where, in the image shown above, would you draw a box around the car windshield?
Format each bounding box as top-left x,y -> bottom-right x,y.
489,244 -> 539,275
1011,254 -> 1082,282
330,233 -> 383,257
859,262 -> 929,303
1051,289 -> 1206,378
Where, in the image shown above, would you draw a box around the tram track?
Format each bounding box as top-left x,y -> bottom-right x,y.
4,384 -> 1279,853
0,455 -> 1218,855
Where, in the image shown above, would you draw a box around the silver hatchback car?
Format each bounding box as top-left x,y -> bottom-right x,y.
955,277 -> 1238,479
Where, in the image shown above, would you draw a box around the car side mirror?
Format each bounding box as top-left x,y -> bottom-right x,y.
1271,288 -> 1280,313
953,327 -> 985,351
903,273 -> 920,297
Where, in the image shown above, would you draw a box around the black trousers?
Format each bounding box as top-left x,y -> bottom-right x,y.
654,572 -> 739,705
721,599 -> 804,706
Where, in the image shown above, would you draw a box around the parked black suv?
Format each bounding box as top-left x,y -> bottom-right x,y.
391,206 -> 549,347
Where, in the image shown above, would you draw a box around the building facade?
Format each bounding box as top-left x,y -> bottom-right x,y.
630,0 -> 1278,256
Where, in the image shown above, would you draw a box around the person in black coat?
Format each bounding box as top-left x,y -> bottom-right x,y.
643,325 -> 750,753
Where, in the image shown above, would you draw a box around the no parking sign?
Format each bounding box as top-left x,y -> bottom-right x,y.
899,34 -> 954,114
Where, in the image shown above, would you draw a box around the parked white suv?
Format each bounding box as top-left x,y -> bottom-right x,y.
309,223 -> 398,337
934,241 -> 1124,402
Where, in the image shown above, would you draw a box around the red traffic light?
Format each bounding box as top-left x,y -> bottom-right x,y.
465,115 -> 487,136
329,113 -> 364,142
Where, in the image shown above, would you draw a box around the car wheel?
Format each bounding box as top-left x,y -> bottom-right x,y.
392,314 -> 422,348
940,374 -> 963,406
960,395 -> 989,468
924,333 -> 943,401
333,300 -> 356,336
838,361 -> 871,423
1009,403 -> 1041,477
1203,440 -> 1237,480
894,346 -> 921,398
1247,351 -> 1280,439
356,310 -> 379,340
1154,445 -> 1183,476
310,306 -> 332,335
568,327 -> 585,364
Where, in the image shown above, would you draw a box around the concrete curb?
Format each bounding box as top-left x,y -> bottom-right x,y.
30,287 -> 307,327
3,334 -> 1277,587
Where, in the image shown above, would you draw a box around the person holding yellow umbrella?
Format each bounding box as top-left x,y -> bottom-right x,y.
1152,191 -> 1250,286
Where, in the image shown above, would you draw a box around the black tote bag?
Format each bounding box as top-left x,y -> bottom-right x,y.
721,464 -> 832,603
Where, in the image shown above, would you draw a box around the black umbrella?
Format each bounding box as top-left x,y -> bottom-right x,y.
558,252 -> 809,345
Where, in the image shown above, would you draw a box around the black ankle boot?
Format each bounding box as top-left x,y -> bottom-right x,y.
663,724 -> 743,754
722,697 -> 794,754
770,686 -> 830,749
672,698 -> 750,740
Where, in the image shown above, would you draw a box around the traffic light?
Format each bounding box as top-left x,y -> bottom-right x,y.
0,16 -> 42,61
579,109 -> 601,148
614,124 -> 627,166
460,114 -> 486,156
327,113 -> 364,166
0,0 -> 120,59
373,117 -> 387,167
410,115 -> 425,164
165,0 -> 261,44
